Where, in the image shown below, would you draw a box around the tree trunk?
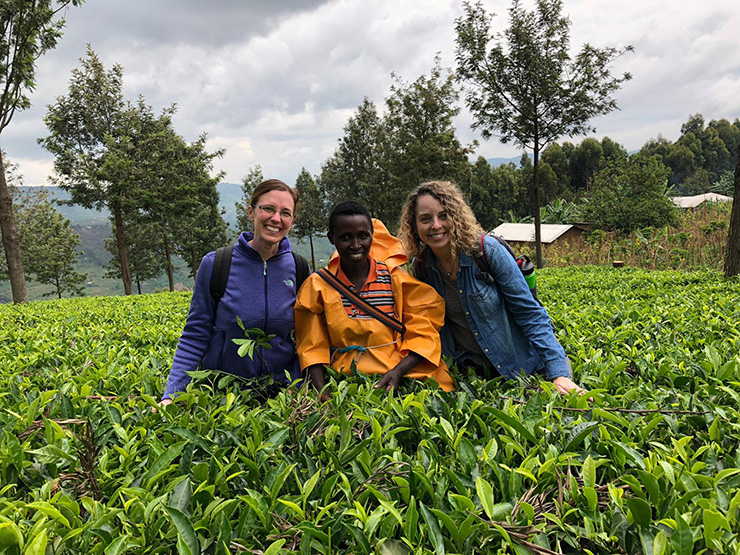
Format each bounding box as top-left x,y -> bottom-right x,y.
112,202 -> 133,295
0,152 -> 28,303
724,146 -> 740,277
533,144 -> 543,268
136,278 -> 141,295
163,232 -> 174,292
309,235 -> 316,271
56,276 -> 62,299
191,253 -> 199,282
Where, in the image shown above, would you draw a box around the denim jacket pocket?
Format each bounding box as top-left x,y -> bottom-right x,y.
468,283 -> 503,320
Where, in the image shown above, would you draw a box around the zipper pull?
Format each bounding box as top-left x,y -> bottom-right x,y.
263,261 -> 267,276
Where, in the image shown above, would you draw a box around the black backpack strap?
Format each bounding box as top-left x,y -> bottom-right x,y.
292,252 -> 310,291
210,245 -> 233,303
317,268 -> 405,337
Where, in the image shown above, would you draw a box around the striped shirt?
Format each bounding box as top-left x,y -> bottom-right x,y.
335,258 -> 397,319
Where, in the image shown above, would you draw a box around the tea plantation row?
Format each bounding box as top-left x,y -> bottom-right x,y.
1,267 -> 739,554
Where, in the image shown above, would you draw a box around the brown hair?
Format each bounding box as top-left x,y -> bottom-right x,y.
250,179 -> 300,210
398,180 -> 484,260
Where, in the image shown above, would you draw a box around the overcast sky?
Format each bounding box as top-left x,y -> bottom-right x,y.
4,0 -> 739,187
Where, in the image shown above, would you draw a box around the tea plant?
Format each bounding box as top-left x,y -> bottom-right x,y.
1,268 -> 739,554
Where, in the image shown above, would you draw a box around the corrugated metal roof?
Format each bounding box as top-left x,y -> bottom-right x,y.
671,193 -> 733,208
491,223 -> 575,244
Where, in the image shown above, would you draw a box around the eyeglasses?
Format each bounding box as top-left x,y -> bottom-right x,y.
256,204 -> 294,220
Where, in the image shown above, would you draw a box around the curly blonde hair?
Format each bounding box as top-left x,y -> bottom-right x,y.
398,181 -> 484,260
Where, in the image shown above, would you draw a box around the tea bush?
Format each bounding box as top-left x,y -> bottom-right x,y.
1,267 -> 739,554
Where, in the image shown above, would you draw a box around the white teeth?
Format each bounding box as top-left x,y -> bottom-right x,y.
265,226 -> 280,232
349,253 -> 364,259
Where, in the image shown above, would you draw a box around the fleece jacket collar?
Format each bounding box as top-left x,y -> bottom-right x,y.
235,231 -> 292,260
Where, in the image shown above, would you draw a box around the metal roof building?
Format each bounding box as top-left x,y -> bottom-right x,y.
671,193 -> 733,209
491,223 -> 584,245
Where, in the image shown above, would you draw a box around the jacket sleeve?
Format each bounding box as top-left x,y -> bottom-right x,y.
294,275 -> 332,371
395,268 -> 445,367
163,254 -> 217,399
484,236 -> 568,380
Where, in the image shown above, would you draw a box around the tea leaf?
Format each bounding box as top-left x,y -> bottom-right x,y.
475,477 -> 495,520
163,505 -> 199,555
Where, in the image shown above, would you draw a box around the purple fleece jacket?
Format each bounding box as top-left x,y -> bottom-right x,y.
163,232 -> 302,399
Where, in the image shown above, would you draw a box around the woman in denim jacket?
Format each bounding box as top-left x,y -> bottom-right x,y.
398,181 -> 585,395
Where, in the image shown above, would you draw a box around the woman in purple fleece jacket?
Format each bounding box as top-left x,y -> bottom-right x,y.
161,179 -> 304,404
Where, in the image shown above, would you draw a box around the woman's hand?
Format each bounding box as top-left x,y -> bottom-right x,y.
552,376 -> 589,397
152,397 -> 173,413
375,367 -> 405,391
375,352 -> 423,391
307,364 -> 330,402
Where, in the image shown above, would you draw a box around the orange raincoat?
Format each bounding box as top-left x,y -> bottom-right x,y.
294,220 -> 453,391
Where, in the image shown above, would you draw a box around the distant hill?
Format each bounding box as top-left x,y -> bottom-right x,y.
486,154 -> 530,167
18,183 -> 244,227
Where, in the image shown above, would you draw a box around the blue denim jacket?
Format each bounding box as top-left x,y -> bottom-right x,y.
418,235 -> 569,380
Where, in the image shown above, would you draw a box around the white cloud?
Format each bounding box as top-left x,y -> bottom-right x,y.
4,0 -> 740,186
8,158 -> 55,187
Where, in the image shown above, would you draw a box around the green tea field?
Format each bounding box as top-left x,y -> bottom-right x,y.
1,267 -> 739,554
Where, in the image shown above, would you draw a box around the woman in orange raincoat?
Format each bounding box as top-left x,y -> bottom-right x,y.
294,201 -> 453,398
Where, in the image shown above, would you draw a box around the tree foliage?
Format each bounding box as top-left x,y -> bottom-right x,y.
382,58 -> 473,225
235,165 -> 263,233
292,168 -> 325,270
455,0 -> 632,266
39,47 -> 135,294
171,140 -> 228,280
641,115 -> 740,193
581,154 -> 679,233
41,48 -> 227,292
319,99 -> 387,220
15,189 -> 87,298
0,0 -> 82,303
0,163 -> 86,298
104,215 -> 165,294
320,61 -> 472,230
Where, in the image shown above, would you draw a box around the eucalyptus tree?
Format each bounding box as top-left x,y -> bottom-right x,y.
382,58 -> 473,227
319,98 -> 387,219
320,63 -> 472,230
16,190 -> 87,298
0,179 -> 86,299
104,215 -> 165,295
105,101 -> 226,290
170,135 -> 227,281
39,48 -> 135,294
455,0 -> 632,267
292,168 -> 325,270
235,165 -> 263,233
0,0 -> 82,302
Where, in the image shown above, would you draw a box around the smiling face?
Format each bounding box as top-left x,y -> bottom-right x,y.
247,189 -> 296,248
414,194 -> 452,253
328,214 -> 373,272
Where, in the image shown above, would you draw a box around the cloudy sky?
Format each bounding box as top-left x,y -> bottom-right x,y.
4,0 -> 739,187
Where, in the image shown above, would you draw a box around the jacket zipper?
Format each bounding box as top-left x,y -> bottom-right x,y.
261,259 -> 269,373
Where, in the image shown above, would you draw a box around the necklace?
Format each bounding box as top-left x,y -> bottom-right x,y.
438,257 -> 457,277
